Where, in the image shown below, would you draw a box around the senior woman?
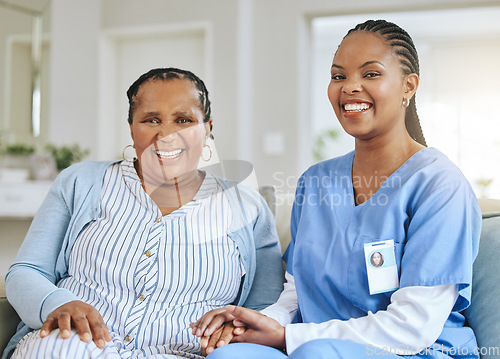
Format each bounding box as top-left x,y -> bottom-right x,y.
2,68 -> 283,359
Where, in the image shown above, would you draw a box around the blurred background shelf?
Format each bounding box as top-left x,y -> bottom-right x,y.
0,181 -> 51,218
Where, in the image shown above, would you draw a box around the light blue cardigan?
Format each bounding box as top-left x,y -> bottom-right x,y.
3,161 -> 284,358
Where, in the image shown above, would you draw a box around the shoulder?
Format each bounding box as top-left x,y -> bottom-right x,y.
401,149 -> 479,219
211,174 -> 263,207
53,160 -> 119,198
210,174 -> 271,223
305,151 -> 353,176
56,160 -> 118,182
406,148 -> 474,195
295,151 -> 354,191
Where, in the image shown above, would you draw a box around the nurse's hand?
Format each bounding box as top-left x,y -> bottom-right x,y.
217,305 -> 286,350
191,307 -> 237,338
40,300 -> 112,349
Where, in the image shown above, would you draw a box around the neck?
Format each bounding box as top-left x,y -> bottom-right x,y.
134,162 -> 205,214
353,129 -> 425,177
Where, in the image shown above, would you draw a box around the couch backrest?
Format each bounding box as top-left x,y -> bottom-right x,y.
464,211 -> 500,359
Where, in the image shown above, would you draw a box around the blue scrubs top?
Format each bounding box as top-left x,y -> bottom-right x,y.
284,148 -> 481,357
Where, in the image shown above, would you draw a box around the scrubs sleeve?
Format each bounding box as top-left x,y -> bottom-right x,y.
401,180 -> 481,312
283,175 -> 306,276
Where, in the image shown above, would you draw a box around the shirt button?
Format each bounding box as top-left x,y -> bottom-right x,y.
125,335 -> 131,342
139,294 -> 145,301
155,217 -> 161,223
145,251 -> 152,257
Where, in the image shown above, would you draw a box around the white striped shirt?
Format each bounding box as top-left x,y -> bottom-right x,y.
56,161 -> 244,358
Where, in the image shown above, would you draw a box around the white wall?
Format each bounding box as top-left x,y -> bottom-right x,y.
48,0 -> 100,152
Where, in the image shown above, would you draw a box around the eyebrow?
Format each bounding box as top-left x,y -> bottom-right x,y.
142,111 -> 161,117
172,111 -> 192,117
142,111 -> 193,118
331,60 -> 385,70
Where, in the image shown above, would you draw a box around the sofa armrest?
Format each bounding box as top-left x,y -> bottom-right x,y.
0,279 -> 20,355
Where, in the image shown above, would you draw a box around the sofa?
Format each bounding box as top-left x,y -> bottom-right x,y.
1,191 -> 500,358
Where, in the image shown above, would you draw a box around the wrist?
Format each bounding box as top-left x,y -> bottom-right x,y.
274,326 -> 286,351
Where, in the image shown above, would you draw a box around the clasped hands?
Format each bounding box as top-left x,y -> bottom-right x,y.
190,305 -> 286,355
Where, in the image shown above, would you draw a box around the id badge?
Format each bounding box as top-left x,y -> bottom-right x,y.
364,239 -> 399,295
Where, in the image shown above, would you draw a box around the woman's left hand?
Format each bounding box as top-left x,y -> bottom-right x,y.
199,322 -> 246,355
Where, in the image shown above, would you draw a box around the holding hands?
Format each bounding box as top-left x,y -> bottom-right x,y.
191,305 -> 286,355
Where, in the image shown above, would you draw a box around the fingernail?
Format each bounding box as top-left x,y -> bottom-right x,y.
97,339 -> 105,348
40,330 -> 47,337
200,339 -> 207,347
81,332 -> 91,341
196,329 -> 202,336
62,329 -> 70,337
217,340 -> 225,347
206,347 -> 213,354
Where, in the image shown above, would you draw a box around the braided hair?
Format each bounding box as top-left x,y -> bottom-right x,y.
126,67 -> 213,138
345,20 -> 427,146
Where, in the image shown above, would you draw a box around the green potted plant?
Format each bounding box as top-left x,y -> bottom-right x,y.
0,143 -> 35,181
313,128 -> 340,162
45,143 -> 90,171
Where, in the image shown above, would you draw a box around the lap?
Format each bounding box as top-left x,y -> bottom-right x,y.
289,339 -> 401,358
11,329 -> 121,359
206,343 -> 287,359
206,340 -> 403,359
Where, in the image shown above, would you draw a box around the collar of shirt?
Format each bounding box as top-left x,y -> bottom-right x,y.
120,160 -> 220,216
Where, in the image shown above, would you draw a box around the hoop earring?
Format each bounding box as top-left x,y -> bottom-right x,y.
122,144 -> 137,162
201,144 -> 213,162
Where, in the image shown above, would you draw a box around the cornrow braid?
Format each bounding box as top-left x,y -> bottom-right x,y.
126,67 -> 213,138
346,20 -> 427,146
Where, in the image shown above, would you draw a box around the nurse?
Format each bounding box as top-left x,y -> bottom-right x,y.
191,19 -> 481,358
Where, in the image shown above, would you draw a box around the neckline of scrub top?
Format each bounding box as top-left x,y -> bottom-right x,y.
348,147 -> 434,208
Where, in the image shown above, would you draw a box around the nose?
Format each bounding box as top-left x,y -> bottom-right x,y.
342,78 -> 362,94
156,124 -> 179,142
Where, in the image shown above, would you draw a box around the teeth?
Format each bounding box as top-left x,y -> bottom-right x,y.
344,103 -> 370,112
156,149 -> 182,159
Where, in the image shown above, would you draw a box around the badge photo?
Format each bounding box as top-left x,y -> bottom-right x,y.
364,239 -> 400,295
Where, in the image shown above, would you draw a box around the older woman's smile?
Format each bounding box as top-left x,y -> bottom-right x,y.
156,148 -> 185,160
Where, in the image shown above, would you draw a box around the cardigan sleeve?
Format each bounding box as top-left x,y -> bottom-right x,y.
237,187 -> 284,311
6,169 -> 82,328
